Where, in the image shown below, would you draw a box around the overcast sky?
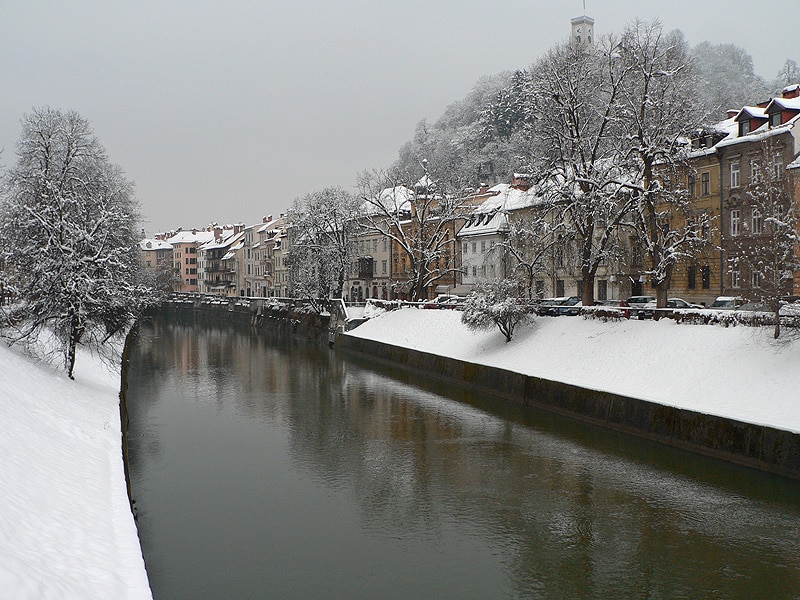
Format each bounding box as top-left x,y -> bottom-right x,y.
2,1 -> 796,234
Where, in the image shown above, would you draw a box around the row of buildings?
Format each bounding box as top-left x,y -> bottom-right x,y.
140,83 -> 800,307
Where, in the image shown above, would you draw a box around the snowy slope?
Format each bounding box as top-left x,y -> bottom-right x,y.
0,343 -> 152,599
346,308 -> 800,433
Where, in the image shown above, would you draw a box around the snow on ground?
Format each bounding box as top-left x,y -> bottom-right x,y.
0,342 -> 152,599
346,308 -> 800,434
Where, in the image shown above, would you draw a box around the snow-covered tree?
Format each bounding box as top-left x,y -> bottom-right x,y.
617,22 -> 707,310
461,278 -> 530,342
530,36 -> 634,306
288,187 -> 360,301
729,140 -> 798,338
0,108 -> 150,379
358,165 -> 470,301
500,206 -> 566,300
691,41 -> 771,117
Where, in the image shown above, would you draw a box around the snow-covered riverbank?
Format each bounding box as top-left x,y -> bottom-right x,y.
0,342 -> 152,599
346,308 -> 800,434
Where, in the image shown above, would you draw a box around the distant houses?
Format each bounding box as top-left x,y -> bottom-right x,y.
141,84 -> 800,306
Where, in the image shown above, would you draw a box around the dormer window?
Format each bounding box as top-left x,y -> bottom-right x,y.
770,111 -> 782,127
739,119 -> 751,135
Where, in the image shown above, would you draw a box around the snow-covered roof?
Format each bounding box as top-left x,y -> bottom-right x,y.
735,106 -> 768,121
458,210 -> 509,238
717,114 -> 800,148
139,239 -> 172,251
201,230 -> 244,251
362,186 -> 415,216
222,241 -> 245,261
457,184 -> 543,238
788,155 -> 800,170
474,183 -> 542,213
768,96 -> 800,111
166,230 -> 215,245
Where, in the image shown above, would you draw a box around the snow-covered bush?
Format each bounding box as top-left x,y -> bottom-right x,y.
461,279 -> 531,342
581,306 -> 627,322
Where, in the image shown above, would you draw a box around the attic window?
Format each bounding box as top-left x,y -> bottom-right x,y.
770,111 -> 782,127
739,119 -> 751,136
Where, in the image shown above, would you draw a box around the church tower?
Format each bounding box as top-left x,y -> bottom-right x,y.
571,14 -> 595,47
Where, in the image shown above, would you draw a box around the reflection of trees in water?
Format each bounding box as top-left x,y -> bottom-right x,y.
127,316 -> 800,598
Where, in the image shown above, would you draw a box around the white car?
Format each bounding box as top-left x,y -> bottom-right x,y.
710,296 -> 745,309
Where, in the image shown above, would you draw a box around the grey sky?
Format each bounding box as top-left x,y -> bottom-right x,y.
1,1 -> 796,234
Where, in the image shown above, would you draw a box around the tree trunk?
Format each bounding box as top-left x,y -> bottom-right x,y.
774,306 -> 781,339
654,282 -> 669,321
581,272 -> 595,307
65,312 -> 85,380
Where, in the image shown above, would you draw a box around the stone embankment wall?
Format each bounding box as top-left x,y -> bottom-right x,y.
336,335 -> 800,481
157,295 -> 339,342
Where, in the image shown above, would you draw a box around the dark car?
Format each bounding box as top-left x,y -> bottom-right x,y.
422,295 -> 464,309
539,296 -> 581,316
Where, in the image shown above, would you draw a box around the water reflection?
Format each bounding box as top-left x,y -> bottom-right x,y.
127,318 -> 800,599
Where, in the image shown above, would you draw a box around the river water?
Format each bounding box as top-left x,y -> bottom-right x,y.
126,317 -> 800,599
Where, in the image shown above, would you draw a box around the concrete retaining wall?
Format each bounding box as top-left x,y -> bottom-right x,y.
337,334 -> 800,481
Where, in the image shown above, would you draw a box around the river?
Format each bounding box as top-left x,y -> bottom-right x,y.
126,317 -> 800,599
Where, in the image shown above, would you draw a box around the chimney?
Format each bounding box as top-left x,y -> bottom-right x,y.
192,228 -> 197,235
512,173 -> 532,191
782,83 -> 800,99
726,109 -> 739,119
214,226 -> 222,241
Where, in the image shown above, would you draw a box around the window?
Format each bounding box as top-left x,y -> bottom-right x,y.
555,246 -> 564,267
731,269 -> 740,289
632,245 -> 643,267
472,242 -> 477,254
751,208 -> 763,234
688,175 -> 695,197
702,266 -> 710,289
597,279 -> 607,301
462,242 -> 468,254
772,153 -> 783,180
535,280 -> 545,299
730,209 -> 740,236
740,119 -> 751,135
701,172 -> 710,196
556,280 -> 565,297
688,266 -> 697,289
770,111 -> 782,127
472,266 -> 477,277
382,260 -> 387,274
481,241 -> 486,253
730,161 -> 740,188
382,238 -> 388,252
751,158 -> 762,183
752,270 -> 762,288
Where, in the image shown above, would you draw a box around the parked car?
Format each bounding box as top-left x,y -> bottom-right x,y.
422,295 -> 464,309
626,295 -> 656,319
639,297 -> 703,319
710,296 -> 745,310
538,296 -> 581,316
